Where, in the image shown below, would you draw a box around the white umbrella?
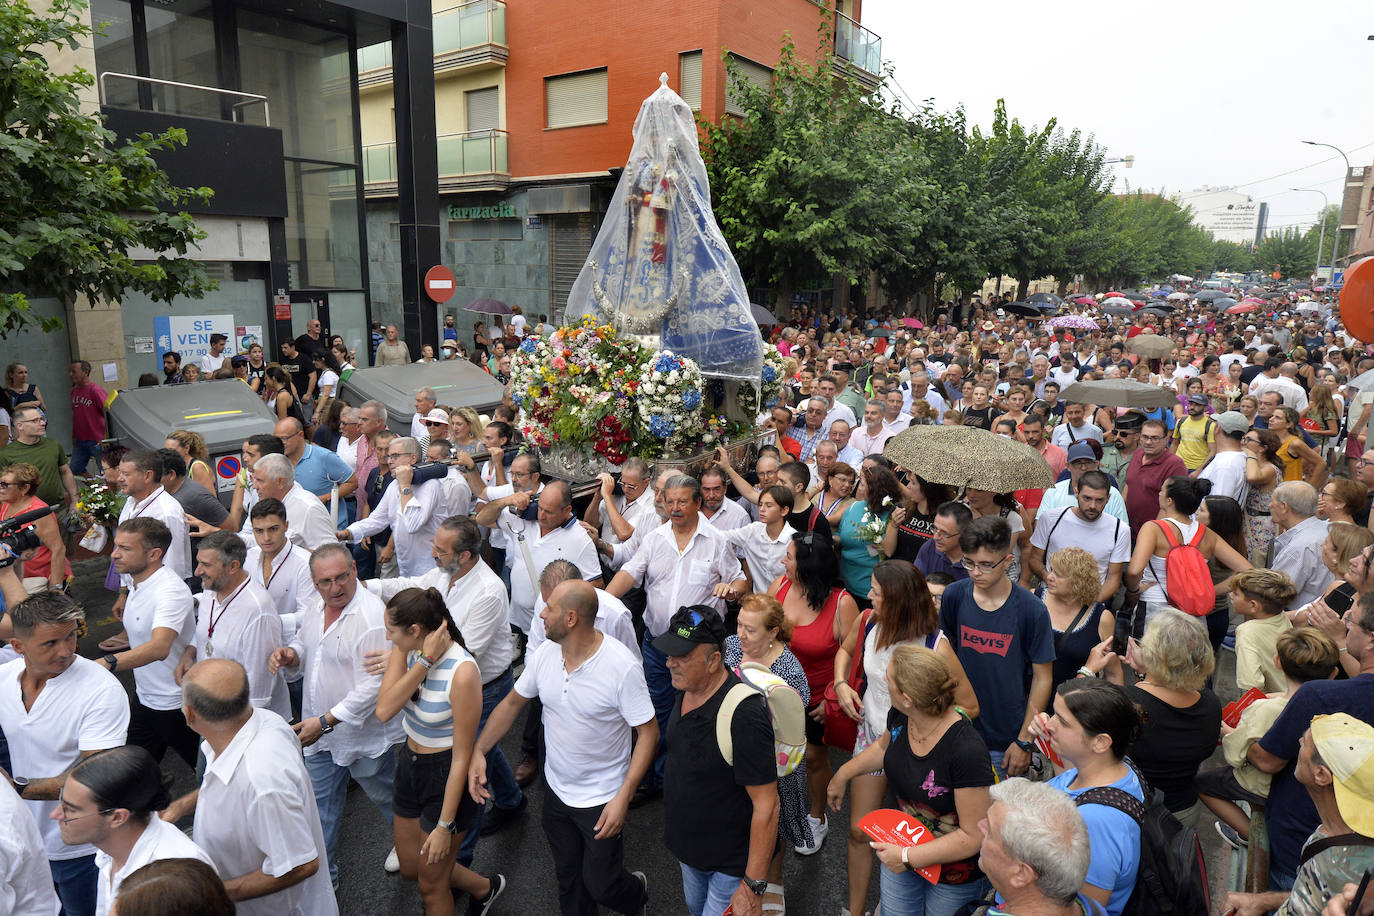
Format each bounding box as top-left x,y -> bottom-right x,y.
1295,301 -> 1319,313
1101,296 -> 1134,308
1349,368 -> 1374,392
1166,291 -> 1190,301
1171,274 -> 1194,282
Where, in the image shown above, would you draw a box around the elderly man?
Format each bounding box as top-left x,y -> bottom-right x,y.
882,389 -> 911,434
807,439 -> 841,497
788,397 -> 830,462
739,452 -> 780,523
268,544 -> 402,888
848,400 -> 894,457
606,475 -> 749,801
338,436 -> 449,578
0,569 -> 129,914
162,659 -> 336,915
251,453 -> 336,551
1124,418 -> 1189,538
1023,470 -> 1129,603
908,369 -> 948,415
1250,358 -> 1309,413
1271,482 -> 1334,609
1037,442 -> 1128,523
374,324 -> 410,365
583,459 -> 655,548
978,779 -> 1100,916
476,480 -> 603,633
814,376 -> 858,431
409,387 -> 437,440
700,466 -> 750,530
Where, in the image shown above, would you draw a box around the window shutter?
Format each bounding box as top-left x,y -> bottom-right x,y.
545,69 -> 608,129
465,87 -> 500,131
725,54 -> 772,117
679,51 -> 702,111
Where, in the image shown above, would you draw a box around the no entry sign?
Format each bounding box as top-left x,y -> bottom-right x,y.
425,266 -> 456,304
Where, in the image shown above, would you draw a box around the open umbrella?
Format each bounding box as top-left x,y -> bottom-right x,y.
1103,291 -> 1125,299
1140,307 -> 1173,317
883,425 -> 1054,492
1212,297 -> 1238,310
750,304 -> 779,327
1166,291 -> 1190,301
1074,296 -> 1097,306
1028,292 -> 1063,306
1101,296 -> 1134,308
1003,301 -> 1044,317
1046,315 -> 1099,331
465,298 -> 511,315
1101,305 -> 1136,317
1195,290 -> 1224,302
1171,274 -> 1194,282
1060,379 -> 1179,410
1239,296 -> 1266,305
902,317 -> 924,329
1348,368 -> 1374,392
868,328 -> 893,339
1226,302 -> 1258,315
1125,334 -> 1176,359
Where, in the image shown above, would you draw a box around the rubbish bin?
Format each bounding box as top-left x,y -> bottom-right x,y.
338,361 -> 506,437
107,380 -> 276,506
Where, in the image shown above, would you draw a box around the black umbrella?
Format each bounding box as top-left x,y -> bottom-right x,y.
1003,301 -> 1043,317
1101,305 -> 1136,316
1195,290 -> 1224,301
1212,297 -> 1238,309
1028,292 -> 1063,306
1140,307 -> 1172,316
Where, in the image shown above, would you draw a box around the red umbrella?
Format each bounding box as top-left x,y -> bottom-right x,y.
1239,296 -> 1265,306
902,317 -> 924,329
1103,291 -> 1125,299
1074,296 -> 1096,306
1226,302 -> 1258,314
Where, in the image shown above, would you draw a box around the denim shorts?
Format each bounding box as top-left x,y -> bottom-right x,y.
393,746 -> 480,834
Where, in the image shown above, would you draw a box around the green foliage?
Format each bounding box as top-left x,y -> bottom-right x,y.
1210,239 -> 1256,274
0,0 -> 215,335
1255,227 -> 1318,282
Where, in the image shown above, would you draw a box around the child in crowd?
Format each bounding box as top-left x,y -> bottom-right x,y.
1229,568 -> 1297,693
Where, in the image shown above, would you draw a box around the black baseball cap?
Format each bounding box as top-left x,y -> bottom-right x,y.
652,606 -> 726,657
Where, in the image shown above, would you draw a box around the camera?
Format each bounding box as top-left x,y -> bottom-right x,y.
0,505 -> 54,570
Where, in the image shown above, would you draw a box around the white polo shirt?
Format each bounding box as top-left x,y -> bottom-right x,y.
0,779 -> 58,914
497,511 -> 602,632
0,656 -> 129,860
194,578 -> 290,720
722,521 -> 793,595
514,636 -> 655,808
246,542 -> 315,647
117,486 -> 191,581
195,708 -> 338,916
346,476 -> 446,577
527,588 -> 641,664
703,498 -> 750,532
95,817 -> 215,916
123,565 -> 195,710
600,487 -> 656,546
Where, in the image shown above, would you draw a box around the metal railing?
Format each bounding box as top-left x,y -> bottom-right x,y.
98,72 -> 271,125
362,129 -> 509,184
833,12 -> 882,75
356,0 -> 507,73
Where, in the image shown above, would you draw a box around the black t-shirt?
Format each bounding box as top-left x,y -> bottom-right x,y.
1122,683 -> 1222,812
664,674 -> 776,875
1240,365 -> 1266,385
962,406 -> 995,430
891,512 -> 934,564
883,710 -> 994,885
278,353 -> 313,401
787,505 -> 832,543
294,332 -> 327,359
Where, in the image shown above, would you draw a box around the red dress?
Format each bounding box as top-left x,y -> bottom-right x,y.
2,496 -> 70,582
778,577 -> 845,706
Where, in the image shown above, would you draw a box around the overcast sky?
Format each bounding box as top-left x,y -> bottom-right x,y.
862,0 -> 1372,236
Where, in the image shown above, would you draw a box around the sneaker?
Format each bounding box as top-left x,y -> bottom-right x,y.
1214,820 -> 1248,850
384,846 -> 399,873
632,870 -> 648,916
794,813 -> 827,855
467,873 -> 506,916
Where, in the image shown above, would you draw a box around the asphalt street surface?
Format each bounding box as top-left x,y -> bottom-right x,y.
71,553 -> 1241,915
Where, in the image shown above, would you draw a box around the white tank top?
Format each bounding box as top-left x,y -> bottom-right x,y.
1143,518 -> 1200,605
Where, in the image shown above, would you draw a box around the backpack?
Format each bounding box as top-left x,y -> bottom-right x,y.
1074,761 -> 1210,916
717,662 -> 806,777
1148,519 -> 1214,617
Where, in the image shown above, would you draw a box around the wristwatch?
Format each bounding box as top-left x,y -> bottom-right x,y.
436,818 -> 458,834
1014,738 -> 1036,754
11,776 -> 28,798
400,486 -> 413,495
743,876 -> 768,896
318,715 -> 334,735
102,654 -> 118,672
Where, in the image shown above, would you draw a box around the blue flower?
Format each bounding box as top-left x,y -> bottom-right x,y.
519,338 -> 537,354
761,366 -> 777,383
654,354 -> 680,373
649,415 -> 676,439
682,389 -> 702,410
765,397 -> 779,408
511,392 -> 524,406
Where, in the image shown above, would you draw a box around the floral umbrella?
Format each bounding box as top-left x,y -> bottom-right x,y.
1046,315 -> 1099,330
883,426 -> 1054,492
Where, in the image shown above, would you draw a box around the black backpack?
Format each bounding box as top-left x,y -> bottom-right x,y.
1074,760 -> 1210,916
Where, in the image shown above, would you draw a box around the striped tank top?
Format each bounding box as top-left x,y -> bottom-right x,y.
403,643 -> 476,749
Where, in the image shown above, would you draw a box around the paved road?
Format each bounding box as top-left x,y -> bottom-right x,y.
71,553 -> 1241,915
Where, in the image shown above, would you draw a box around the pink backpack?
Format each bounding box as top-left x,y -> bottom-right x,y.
1150,520 -> 1213,617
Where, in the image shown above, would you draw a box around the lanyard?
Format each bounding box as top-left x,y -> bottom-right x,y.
207,579 -> 250,641
129,487 -> 165,519
262,546 -> 291,592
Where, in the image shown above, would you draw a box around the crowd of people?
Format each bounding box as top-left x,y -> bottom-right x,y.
2,287 -> 1374,916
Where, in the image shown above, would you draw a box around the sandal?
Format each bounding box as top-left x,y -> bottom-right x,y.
762,882 -> 785,915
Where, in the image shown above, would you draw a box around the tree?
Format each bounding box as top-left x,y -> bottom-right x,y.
1255,227 -> 1318,282
0,0 -> 213,334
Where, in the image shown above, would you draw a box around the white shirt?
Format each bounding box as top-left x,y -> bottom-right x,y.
279,481 -> 337,551
1197,450 -> 1249,505
849,425 -> 894,456
0,779 -> 58,915
1050,422 -> 1104,449
1028,507 -> 1131,583
702,498 -> 750,532
194,578 -> 290,720
367,560 -> 513,684
199,350 -> 228,374
246,543 -> 315,648
0,657 -> 129,860
410,413 -> 428,441
600,487 -> 656,546
195,708 -> 338,916
347,476 -> 446,577
514,636 -> 655,808
608,514 -> 666,570
497,512 -> 603,631
824,402 -> 857,431
618,516 -> 745,635
286,586 -> 402,765
883,413 -> 912,434
442,467 -> 474,518
1249,375 -> 1309,412
117,486 -> 191,581
722,521 -> 792,594
335,435 -> 360,472
316,369 -> 339,397
527,588 -> 641,664
95,817 -> 215,916
123,565 -> 195,710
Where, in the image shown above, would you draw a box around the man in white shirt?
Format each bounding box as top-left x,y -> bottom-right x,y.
606,475 -> 748,798
1049,402 -> 1104,449
827,420 -> 865,468
334,407 -> 363,472
1198,411 -> 1252,504
850,399 -> 895,456
582,461 -> 655,548
814,378 -> 857,431
103,518 -> 198,769
470,579 -> 656,916
0,569 -> 129,913
268,544 -> 402,888
245,498 -> 315,718
57,746 -> 213,916
364,517 -> 526,850
1248,358 -> 1309,413
178,531 -> 289,721
526,560 -> 641,664
1022,471 -> 1130,603
111,449 -> 192,603
198,333 -> 229,375
409,387 -> 437,441
0,778 -> 59,915
700,466 -> 751,531
340,437 -> 446,578
250,454 -> 336,551
475,480 -> 603,633
163,658 -> 336,915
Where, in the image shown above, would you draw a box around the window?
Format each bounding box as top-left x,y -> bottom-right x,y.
545,68 -> 608,129
679,51 -> 702,111
724,54 -> 772,117
466,87 -> 500,132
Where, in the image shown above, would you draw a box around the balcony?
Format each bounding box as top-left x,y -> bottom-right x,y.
362,129 -> 509,196
358,0 -> 507,89
833,12 -> 882,91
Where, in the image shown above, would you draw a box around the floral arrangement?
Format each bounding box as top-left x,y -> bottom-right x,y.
74,478 -> 123,528
736,346 -> 789,416
855,496 -> 894,556
637,350 -> 705,452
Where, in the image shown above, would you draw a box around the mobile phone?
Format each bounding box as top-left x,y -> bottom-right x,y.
1112,602 -> 1141,657
1349,866 -> 1374,916
1327,582 -> 1357,615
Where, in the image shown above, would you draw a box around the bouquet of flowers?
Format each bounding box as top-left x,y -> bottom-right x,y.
736,347 -> 789,416
855,496 -> 894,557
75,478 -> 122,528
637,349 -> 705,454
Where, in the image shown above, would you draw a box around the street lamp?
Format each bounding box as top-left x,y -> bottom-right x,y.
1289,187 -> 1329,283
1105,155 -> 1135,168
1302,140 -> 1352,280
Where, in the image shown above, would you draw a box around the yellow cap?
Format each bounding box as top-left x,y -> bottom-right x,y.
1311,713 -> 1374,838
